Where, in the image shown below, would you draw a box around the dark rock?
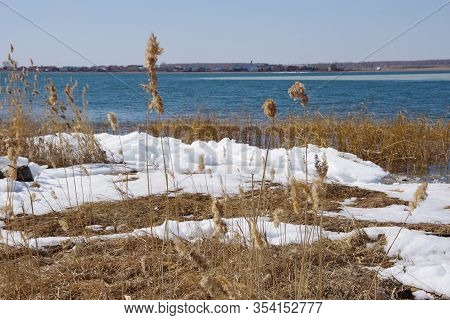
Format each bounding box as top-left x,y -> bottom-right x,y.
16,166 -> 34,182
390,286 -> 414,300
0,170 -> 5,180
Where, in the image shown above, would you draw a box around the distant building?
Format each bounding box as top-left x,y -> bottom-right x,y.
43,66 -> 59,72
328,64 -> 338,72
125,65 -> 144,72
246,64 -> 259,72
286,65 -> 300,72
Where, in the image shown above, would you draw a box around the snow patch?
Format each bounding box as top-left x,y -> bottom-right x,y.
364,227 -> 450,298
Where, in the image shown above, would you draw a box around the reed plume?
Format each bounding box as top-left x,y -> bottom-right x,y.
262,98 -> 277,119
408,182 -> 428,214
144,34 -> 165,114
198,154 -> 205,173
290,178 -> 312,215
288,81 -> 309,107
107,112 -> 118,132
212,199 -> 227,238
64,84 -> 75,104
250,220 -> 266,250
272,208 -> 283,228
199,276 -> 227,298
45,83 -> 58,107
314,154 -> 328,180
215,275 -> 239,299
173,237 -> 208,270
149,93 -> 164,114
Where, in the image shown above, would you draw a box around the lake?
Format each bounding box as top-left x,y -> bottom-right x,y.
1,70 -> 450,122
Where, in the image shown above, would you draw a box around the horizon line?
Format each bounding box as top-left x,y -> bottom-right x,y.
3,58 -> 450,68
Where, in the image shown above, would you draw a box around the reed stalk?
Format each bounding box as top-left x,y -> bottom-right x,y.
288,82 -> 309,182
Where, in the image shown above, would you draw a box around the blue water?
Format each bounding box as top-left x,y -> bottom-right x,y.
1,71 -> 449,122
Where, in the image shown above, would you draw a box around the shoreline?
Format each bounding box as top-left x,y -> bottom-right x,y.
2,68 -> 450,74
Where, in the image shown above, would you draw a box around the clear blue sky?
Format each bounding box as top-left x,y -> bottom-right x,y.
1,0 -> 449,66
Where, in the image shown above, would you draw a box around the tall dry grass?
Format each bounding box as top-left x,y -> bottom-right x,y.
135,114 -> 449,175
0,165 -> 431,300
0,47 -> 107,169
0,233 -> 399,299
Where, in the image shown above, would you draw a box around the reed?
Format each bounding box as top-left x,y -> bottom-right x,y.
212,199 -> 227,238
107,112 -> 129,194
107,112 -> 118,132
288,81 -> 310,182
272,208 -> 283,228
142,33 -> 168,194
0,56 -> 106,170
257,98 -> 277,215
370,181 -> 429,298
131,114 -> 448,175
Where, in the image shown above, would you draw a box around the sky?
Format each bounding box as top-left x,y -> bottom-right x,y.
0,0 -> 449,66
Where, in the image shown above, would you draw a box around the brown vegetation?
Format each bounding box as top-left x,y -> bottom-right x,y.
0,232 -> 399,300
129,114 -> 449,175
0,47 -> 107,169
5,183 -> 408,238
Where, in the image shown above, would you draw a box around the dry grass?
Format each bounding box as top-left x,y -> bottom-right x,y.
0,232 -> 400,300
131,114 -> 449,175
5,183 -> 409,238
0,49 -> 107,169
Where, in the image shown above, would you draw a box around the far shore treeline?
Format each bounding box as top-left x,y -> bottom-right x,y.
2,59 -> 450,73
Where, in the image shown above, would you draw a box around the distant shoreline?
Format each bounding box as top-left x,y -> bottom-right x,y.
375,66 -> 450,72
2,58 -> 450,73
1,67 -> 450,74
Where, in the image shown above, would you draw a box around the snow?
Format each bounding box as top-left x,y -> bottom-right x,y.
0,132 -> 390,217
340,197 -> 357,206
85,225 -> 104,231
1,131 -> 449,298
326,183 -> 450,224
0,217 -> 346,249
364,227 -> 450,298
413,290 -> 434,300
